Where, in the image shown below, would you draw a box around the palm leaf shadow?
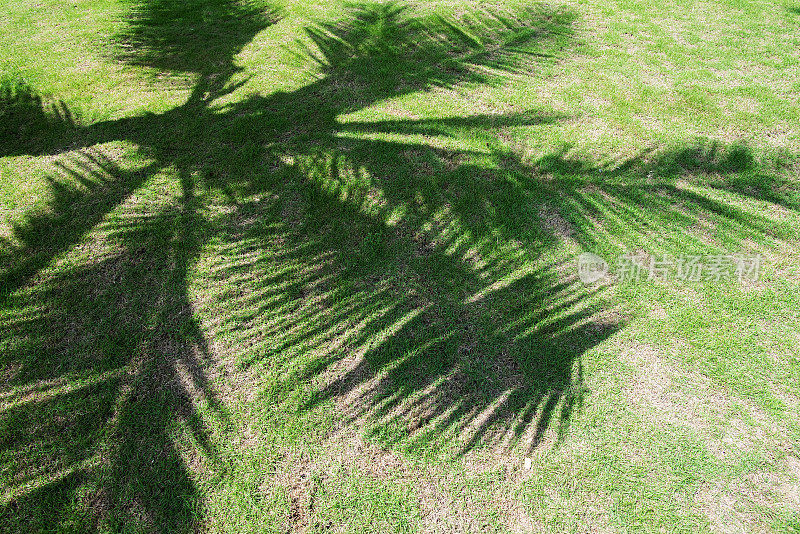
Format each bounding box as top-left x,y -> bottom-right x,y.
0,78 -> 79,157
1,2 -> 585,529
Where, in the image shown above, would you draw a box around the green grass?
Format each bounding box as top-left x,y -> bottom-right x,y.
1,0 -> 799,532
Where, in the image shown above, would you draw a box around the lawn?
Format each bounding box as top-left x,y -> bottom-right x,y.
1,0 -> 799,532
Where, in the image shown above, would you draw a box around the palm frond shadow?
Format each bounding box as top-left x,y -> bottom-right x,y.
0,149 -> 157,297
0,166 -> 228,531
114,0 -> 283,77
0,4 -> 585,527
499,141 -> 799,257
0,79 -> 79,157
197,165 -> 619,456
301,2 -> 574,90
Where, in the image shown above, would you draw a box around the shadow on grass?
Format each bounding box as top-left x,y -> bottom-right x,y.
0,0 -> 798,531
0,79 -> 79,157
115,0 -> 282,77
0,159 -> 230,531
0,150 -> 157,297
494,140 -> 799,259
218,193 -> 615,454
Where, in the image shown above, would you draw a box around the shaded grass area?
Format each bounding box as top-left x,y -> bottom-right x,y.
114,0 -> 283,76
0,149 -> 156,296
0,0 -> 799,531
0,79 -> 79,157
0,167 -> 226,530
